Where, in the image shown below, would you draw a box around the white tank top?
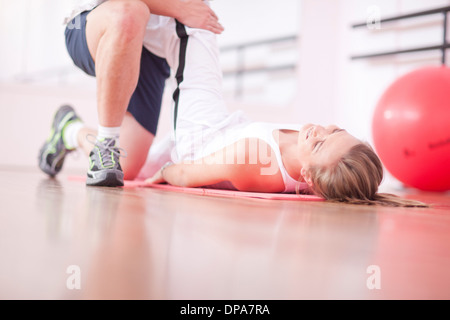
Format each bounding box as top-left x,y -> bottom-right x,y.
193,115 -> 309,194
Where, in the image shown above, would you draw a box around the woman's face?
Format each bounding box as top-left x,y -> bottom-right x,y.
297,124 -> 361,171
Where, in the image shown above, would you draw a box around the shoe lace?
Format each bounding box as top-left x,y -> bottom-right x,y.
87,134 -> 127,168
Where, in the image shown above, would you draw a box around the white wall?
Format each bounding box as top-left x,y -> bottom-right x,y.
211,0 -> 300,47
210,0 -> 301,120
0,1 -> 97,173
294,0 -> 450,188
0,0 -> 83,82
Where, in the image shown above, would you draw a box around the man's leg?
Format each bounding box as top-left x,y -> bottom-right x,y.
80,1 -> 150,186
86,0 -> 149,129
75,1 -> 170,181
39,1 -> 168,182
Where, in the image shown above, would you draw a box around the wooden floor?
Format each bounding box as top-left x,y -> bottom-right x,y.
1,167 -> 449,300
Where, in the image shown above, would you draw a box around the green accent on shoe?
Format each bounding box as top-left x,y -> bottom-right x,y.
85,136 -> 126,187
38,105 -> 83,177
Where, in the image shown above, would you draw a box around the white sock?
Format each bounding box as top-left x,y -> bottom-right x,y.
97,125 -> 121,146
62,120 -> 84,150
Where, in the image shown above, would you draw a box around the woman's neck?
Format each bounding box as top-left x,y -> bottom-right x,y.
277,130 -> 302,181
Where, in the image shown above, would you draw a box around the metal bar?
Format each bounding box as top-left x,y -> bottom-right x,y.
222,64 -> 296,76
235,46 -> 244,99
350,44 -> 450,60
443,12 -> 448,65
352,5 -> 450,28
220,35 -> 297,52
220,35 -> 297,98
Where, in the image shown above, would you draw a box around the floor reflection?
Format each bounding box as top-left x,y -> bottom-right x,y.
11,170 -> 449,299
153,194 -> 381,299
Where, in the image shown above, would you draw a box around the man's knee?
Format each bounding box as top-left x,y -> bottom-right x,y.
103,1 -> 150,41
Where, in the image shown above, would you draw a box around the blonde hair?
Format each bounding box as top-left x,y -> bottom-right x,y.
306,143 -> 428,207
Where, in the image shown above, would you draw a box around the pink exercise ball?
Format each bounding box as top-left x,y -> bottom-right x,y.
372,66 -> 450,192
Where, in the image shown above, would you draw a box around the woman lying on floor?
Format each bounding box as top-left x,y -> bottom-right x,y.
140,15 -> 426,207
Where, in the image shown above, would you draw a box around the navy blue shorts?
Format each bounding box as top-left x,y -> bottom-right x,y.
64,10 -> 170,135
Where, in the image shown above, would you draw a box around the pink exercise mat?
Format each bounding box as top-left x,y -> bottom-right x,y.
68,175 -> 324,202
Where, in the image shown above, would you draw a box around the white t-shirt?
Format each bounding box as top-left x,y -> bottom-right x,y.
63,0 -> 105,25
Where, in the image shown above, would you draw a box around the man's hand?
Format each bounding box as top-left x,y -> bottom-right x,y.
177,0 -> 224,34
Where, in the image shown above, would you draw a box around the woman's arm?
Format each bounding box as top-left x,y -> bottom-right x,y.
148,160 -> 239,188
145,138 -> 286,193
143,0 -> 224,34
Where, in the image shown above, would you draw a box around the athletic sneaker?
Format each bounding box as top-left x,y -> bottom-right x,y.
86,137 -> 126,187
38,105 -> 82,177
